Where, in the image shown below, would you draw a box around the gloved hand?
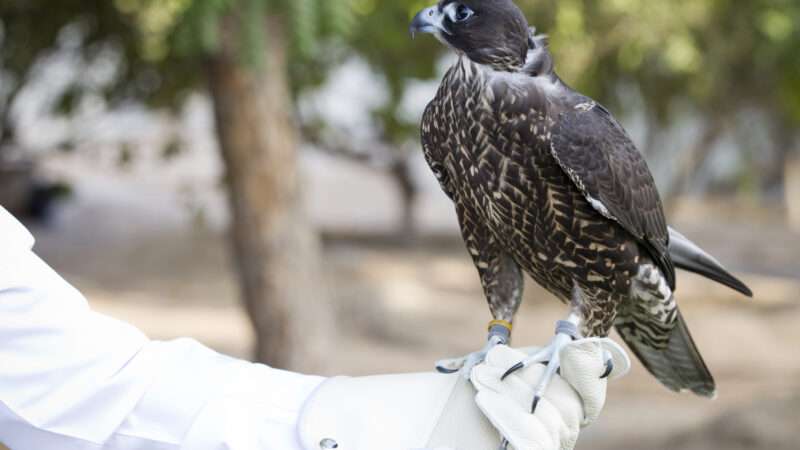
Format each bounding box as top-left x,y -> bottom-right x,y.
296,338 -> 629,450
471,338 -> 630,450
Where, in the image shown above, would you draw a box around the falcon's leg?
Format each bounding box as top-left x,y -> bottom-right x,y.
437,205 -> 524,376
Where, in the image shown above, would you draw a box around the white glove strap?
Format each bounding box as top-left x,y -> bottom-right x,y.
296,372 -> 498,450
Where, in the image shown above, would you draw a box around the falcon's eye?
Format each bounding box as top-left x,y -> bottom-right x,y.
454,4 -> 474,22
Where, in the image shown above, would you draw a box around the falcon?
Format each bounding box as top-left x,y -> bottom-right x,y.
409,0 -> 752,410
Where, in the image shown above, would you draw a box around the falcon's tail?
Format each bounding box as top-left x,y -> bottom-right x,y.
617,308 -> 716,397
668,227 -> 753,297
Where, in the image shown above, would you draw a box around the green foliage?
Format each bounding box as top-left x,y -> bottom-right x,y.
337,0 -> 799,152
338,2 -> 441,143
1,0 -> 797,163
320,0 -> 356,37
0,0 -> 356,133
166,0 -> 354,65
174,0 -> 225,55
53,85 -> 84,117
287,0 -> 319,57
511,0 -> 800,125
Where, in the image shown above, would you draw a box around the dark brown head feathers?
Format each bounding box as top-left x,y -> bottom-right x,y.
437,0 -> 530,71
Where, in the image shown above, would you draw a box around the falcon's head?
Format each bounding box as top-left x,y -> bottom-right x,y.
410,0 -> 530,71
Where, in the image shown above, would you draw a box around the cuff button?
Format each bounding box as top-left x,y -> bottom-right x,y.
320,438 -> 339,449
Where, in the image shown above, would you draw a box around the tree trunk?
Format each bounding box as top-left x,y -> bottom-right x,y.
0,115 -> 15,149
663,120 -> 724,210
641,111 -> 662,159
389,156 -> 417,241
785,154 -> 800,232
0,82 -> 21,150
762,120 -> 794,196
206,14 -> 330,370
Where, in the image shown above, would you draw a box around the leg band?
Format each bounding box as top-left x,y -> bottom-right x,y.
555,320 -> 581,340
488,320 -> 512,344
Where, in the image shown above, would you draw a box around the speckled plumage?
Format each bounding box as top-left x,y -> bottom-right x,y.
417,0 -> 716,396
422,55 -> 651,336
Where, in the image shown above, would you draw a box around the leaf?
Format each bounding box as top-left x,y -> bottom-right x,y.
289,0 -> 318,57
239,0 -> 267,67
53,85 -> 83,117
322,0 -> 355,37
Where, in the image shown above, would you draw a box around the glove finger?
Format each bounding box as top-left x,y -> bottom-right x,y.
558,340 -> 609,426
475,390 -> 555,450
598,338 -> 631,380
473,363 -> 584,442
563,337 -> 630,379
473,363 -> 583,422
472,365 -> 540,411
530,391 -> 575,444
541,375 -> 584,434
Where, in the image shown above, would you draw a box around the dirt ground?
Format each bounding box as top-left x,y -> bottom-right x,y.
16,195 -> 796,450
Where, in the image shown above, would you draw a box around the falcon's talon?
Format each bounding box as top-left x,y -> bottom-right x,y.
500,345 -> 552,381
530,394 -> 542,414
600,358 -> 614,379
500,362 -> 524,381
599,349 -> 614,379
435,365 -> 460,374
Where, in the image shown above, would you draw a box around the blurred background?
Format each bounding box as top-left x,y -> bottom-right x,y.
1,0 -> 798,449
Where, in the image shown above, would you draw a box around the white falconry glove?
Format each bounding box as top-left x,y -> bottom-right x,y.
472,339 -> 629,450
296,338 -> 629,450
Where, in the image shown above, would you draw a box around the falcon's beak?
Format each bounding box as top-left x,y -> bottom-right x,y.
409,6 -> 450,38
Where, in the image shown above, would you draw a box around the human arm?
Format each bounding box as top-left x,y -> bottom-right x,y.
0,207 -> 323,450
0,206 -> 628,450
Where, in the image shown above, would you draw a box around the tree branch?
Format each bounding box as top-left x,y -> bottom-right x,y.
0,80 -> 24,147
299,122 -> 400,168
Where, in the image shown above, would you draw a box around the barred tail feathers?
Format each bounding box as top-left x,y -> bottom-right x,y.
617,308 -> 715,397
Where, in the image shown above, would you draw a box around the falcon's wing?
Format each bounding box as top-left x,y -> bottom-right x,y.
550,102 -> 675,289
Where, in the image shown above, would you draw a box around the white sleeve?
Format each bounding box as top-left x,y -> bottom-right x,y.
0,208 -> 324,450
